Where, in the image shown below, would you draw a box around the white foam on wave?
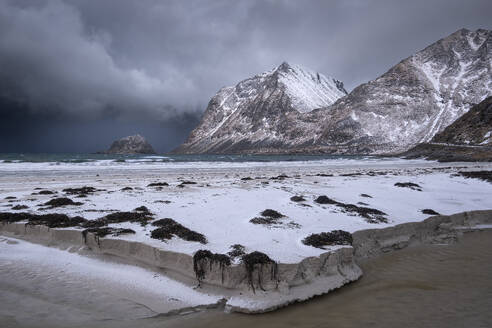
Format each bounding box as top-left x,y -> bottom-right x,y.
0,157 -> 432,172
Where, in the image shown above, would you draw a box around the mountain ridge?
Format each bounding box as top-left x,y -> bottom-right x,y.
175,28 -> 491,155
174,62 -> 347,154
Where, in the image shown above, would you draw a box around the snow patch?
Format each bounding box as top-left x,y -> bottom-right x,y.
278,64 -> 346,113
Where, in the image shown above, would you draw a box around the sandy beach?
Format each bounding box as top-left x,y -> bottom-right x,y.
1,157 -> 491,317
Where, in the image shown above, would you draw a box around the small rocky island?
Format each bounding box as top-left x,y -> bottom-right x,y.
105,134 -> 156,154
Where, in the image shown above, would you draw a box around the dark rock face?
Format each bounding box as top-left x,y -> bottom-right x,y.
401,143 -> 492,162
401,97 -> 492,161
106,134 -> 156,154
432,96 -> 492,146
175,29 -> 491,155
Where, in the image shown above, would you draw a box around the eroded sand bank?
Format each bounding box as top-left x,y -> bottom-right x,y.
2,229 -> 492,328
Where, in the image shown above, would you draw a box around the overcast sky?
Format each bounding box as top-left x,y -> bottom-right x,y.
0,0 -> 491,153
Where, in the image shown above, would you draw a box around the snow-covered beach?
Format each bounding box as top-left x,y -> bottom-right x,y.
1,156 -> 492,315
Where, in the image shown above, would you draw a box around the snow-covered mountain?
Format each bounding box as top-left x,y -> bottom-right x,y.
173,62 -> 347,153
317,28 -> 492,154
175,29 -> 491,154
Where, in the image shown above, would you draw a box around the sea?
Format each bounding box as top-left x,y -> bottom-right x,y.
0,153 -> 436,179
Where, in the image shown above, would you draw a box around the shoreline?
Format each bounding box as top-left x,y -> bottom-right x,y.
1,158 -> 491,315
3,228 -> 492,328
165,228 -> 492,328
1,209 -> 491,314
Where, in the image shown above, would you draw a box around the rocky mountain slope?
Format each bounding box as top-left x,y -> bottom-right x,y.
432,96 -> 492,145
319,28 -> 492,154
401,97 -> 492,162
175,29 -> 491,154
173,62 -> 347,153
105,134 -> 156,154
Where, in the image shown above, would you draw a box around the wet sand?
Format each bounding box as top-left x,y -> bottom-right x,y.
2,230 -> 491,328
164,230 -> 492,328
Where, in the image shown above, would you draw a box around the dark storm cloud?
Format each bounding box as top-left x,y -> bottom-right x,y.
0,0 -> 491,152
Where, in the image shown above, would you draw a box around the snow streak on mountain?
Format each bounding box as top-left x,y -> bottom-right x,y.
175,29 -> 491,154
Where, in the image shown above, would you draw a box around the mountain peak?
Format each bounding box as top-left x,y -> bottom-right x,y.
275,61 -> 294,73
173,63 -> 347,153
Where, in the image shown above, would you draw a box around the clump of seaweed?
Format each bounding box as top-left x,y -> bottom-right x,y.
260,209 -> 284,219
0,212 -> 35,224
193,250 -> 231,284
270,174 -> 289,180
176,180 -> 198,188
302,230 -> 353,249
360,194 -> 373,198
12,205 -> 29,210
63,186 -> 99,195
42,197 -> 83,208
151,218 -> 207,244
179,180 -> 197,185
241,251 -> 277,293
394,182 -> 422,191
227,244 -> 246,259
340,172 -> 363,177
314,196 -> 338,204
421,209 -> 440,216
240,177 -> 253,181
134,206 -> 151,213
103,211 -> 153,225
250,209 -> 286,226
250,217 -> 277,225
28,214 -> 87,228
147,182 -> 169,187
121,187 -> 133,191
314,195 -> 388,223
458,171 -> 492,183
250,209 -> 301,228
80,210 -> 153,228
290,195 -> 306,202
316,173 -> 333,177
0,211 -> 138,245
38,190 -> 55,195
0,212 -> 88,228
154,200 -> 172,204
